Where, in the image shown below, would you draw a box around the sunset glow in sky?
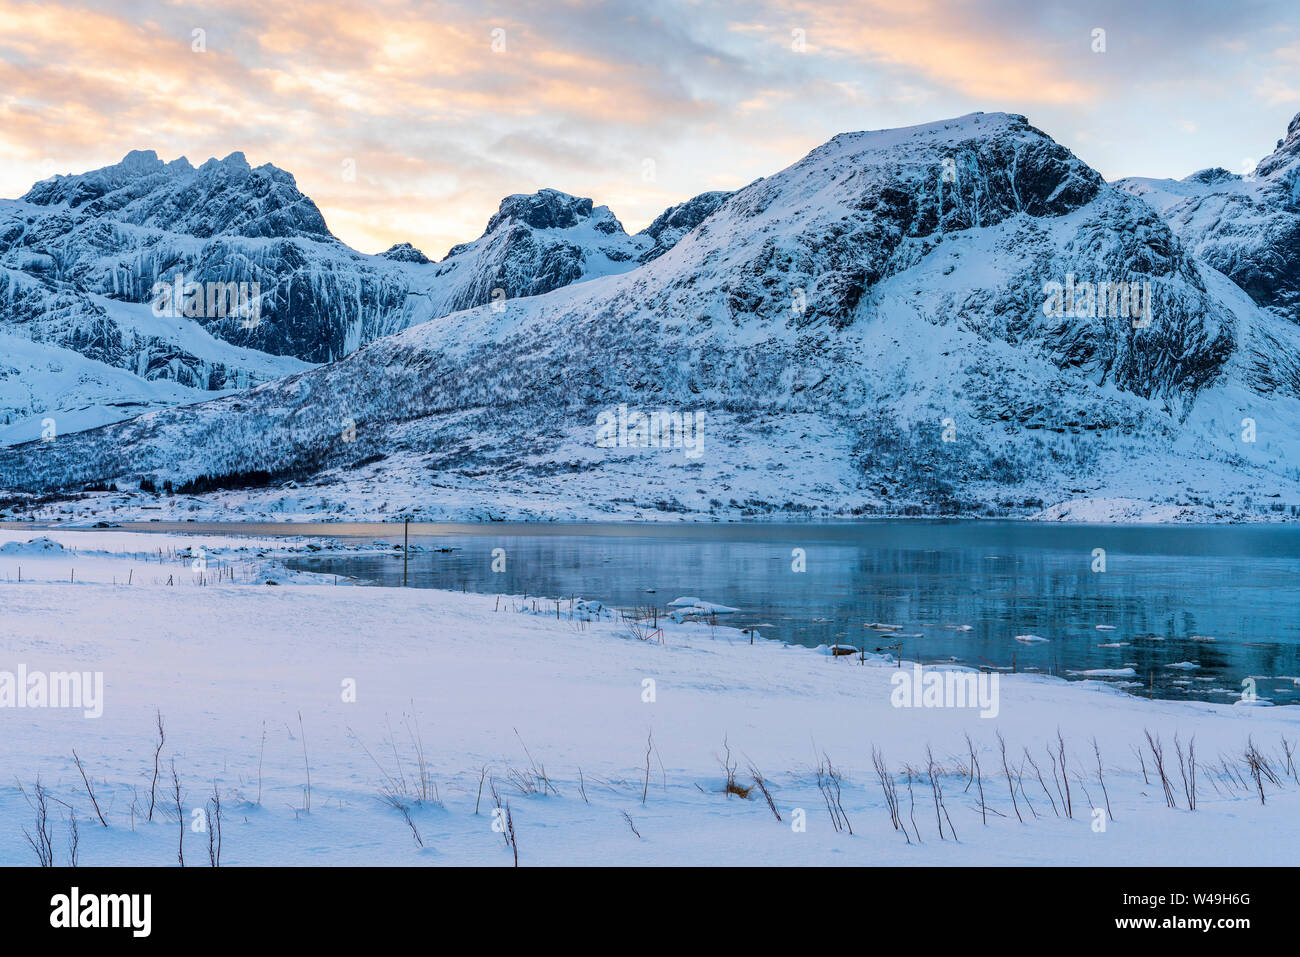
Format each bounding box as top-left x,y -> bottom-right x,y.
2,0 -> 1297,257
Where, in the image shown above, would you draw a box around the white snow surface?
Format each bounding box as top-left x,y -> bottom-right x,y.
0,528 -> 1298,866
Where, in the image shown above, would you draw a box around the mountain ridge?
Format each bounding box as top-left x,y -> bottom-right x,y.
5,110 -> 1299,524
0,149 -> 733,443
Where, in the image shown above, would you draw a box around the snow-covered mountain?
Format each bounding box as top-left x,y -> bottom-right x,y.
1,149 -> 383,361
0,150 -> 714,443
392,188 -> 657,325
1116,111 -> 1300,328
6,111 -> 1300,523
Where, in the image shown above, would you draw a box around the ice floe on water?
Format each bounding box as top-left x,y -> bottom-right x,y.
667,596 -> 738,614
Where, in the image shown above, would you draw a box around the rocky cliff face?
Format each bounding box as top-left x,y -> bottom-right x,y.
637,190 -> 734,262
0,149 -> 404,380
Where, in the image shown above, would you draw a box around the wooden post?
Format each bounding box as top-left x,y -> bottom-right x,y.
403,518 -> 409,587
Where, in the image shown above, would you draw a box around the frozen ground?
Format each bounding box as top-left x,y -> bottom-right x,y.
1,528 -> 1297,866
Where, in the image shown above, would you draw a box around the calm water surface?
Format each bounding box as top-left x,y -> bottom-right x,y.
43,520 -> 1300,704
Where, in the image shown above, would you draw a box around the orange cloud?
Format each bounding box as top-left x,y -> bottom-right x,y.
1,0 -> 1292,256
763,0 -> 1093,103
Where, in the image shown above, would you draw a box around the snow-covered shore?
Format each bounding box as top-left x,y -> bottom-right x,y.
1,484 -> 1295,526
1,529 -> 1297,866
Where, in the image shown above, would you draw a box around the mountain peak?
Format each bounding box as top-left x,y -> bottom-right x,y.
21,149 -> 298,205
17,148 -> 329,240
1185,167 -> 1238,185
825,111 -> 1031,151
381,241 -> 430,264
486,188 -> 605,233
199,151 -> 251,174
117,149 -> 164,174
1255,110 -> 1300,185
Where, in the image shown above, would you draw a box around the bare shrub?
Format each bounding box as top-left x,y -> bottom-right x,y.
22,779 -> 53,866
507,730 -> 558,796
749,763 -> 781,822
171,758 -> 184,867
872,746 -> 909,842
1055,730 -> 1073,818
717,736 -> 751,798
66,810 -> 79,867
997,732 -> 1022,823
621,810 -> 642,838
1174,734 -> 1197,811
379,790 -> 424,848
1244,737 -> 1280,805
926,746 -> 957,841
1023,747 -> 1058,816
148,709 -> 165,822
965,733 -> 987,826
71,749 -> 108,827
1144,730 -> 1177,809
208,782 -> 224,865
1092,737 -> 1114,822
816,753 -> 852,834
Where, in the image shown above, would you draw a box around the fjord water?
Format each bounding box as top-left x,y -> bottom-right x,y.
258,520 -> 1296,704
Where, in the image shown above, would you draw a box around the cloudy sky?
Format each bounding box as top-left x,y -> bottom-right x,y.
1,0 -> 1296,257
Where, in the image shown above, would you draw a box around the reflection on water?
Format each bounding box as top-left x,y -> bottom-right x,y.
281,521 -> 1300,705
52,519 -> 1300,704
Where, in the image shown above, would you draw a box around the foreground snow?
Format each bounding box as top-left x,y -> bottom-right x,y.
1,529 -> 1297,866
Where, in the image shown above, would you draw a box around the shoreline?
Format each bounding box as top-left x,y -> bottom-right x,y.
3,497 -> 1299,530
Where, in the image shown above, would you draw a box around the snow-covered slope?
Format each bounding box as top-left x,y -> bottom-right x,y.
6,112 -> 1299,522
0,257 -> 311,444
0,333 -> 197,446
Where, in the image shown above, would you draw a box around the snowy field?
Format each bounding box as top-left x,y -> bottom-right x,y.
1,528 -> 1298,866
